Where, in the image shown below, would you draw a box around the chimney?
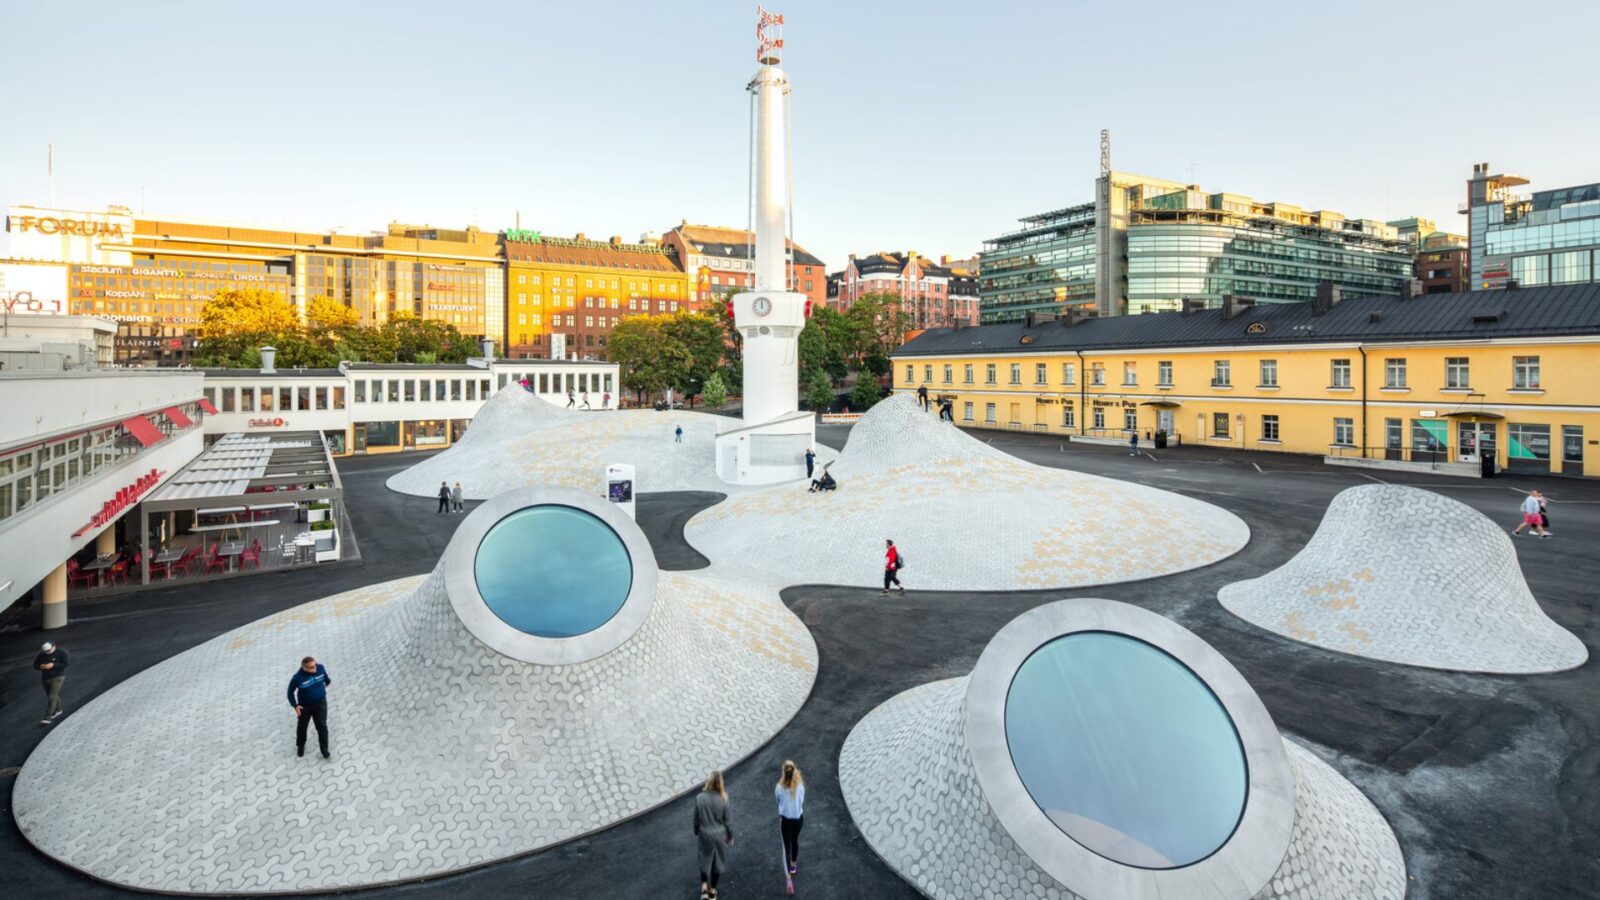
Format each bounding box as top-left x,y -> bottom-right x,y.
259,346 -> 277,374
575,232 -> 586,241
1180,298 -> 1207,316
1025,311 -> 1041,328
940,255 -> 951,265
610,235 -> 622,245
1399,279 -> 1423,301
1220,294 -> 1255,320
1058,307 -> 1098,327
480,338 -> 495,361
1312,282 -> 1341,316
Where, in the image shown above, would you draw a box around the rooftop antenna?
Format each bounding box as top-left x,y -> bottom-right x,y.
1099,129 -> 1110,178
1187,162 -> 1198,185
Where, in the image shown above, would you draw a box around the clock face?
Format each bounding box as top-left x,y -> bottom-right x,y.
752,296 -> 773,317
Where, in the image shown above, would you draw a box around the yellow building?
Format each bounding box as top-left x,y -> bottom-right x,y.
892,285 -> 1600,478
504,232 -> 690,359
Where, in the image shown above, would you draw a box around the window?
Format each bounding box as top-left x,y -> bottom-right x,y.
1258,359 -> 1277,387
905,364 -> 914,384
1062,363 -> 1076,385
1124,408 -> 1137,431
220,387 -> 236,412
239,387 -> 255,412
314,386 -> 328,410
1090,363 -> 1104,386
1333,417 -> 1354,446
1508,423 -> 1551,461
963,402 -> 974,421
1035,363 -> 1047,385
1122,362 -> 1137,386
1513,356 -> 1541,389
354,381 -> 366,402
1010,364 -> 1022,385
402,381 -> 415,402
281,386 -> 296,410
332,386 -> 345,409
1212,412 -> 1230,437
1445,357 -> 1470,388
1330,359 -> 1352,388
1157,360 -> 1172,386
1212,360 -> 1231,387
964,364 -> 974,384
943,364 -> 953,384
924,365 -> 934,383
1093,407 -> 1105,429
984,403 -> 997,423
986,364 -> 997,384
1062,406 -> 1075,428
1384,358 -> 1407,389
1261,415 -> 1280,442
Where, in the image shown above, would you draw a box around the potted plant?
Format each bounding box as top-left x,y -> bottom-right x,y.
307,500 -> 331,523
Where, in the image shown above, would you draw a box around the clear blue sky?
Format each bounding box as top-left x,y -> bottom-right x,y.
2,0 -> 1594,269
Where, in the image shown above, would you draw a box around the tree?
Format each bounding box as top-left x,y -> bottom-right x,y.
806,369 -> 834,411
701,371 -> 728,408
306,295 -> 358,331
198,288 -> 298,339
841,292 -> 912,364
384,314 -> 478,363
850,376 -> 882,410
661,312 -> 725,400
609,316 -> 693,402
799,305 -> 851,383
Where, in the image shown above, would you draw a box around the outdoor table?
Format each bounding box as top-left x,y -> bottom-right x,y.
153,548 -> 186,580
80,554 -> 118,588
218,541 -> 245,572
294,534 -> 317,564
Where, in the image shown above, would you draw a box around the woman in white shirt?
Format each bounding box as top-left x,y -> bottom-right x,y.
775,760 -> 805,877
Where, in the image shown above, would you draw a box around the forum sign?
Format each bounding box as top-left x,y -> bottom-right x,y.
6,205 -> 134,266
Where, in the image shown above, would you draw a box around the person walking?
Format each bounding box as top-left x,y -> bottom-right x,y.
34,641 -> 69,725
567,389 -> 576,408
602,391 -> 611,409
916,384 -> 929,411
1513,489 -> 1551,538
776,760 -> 805,879
436,481 -> 451,515
1129,431 -> 1139,456
451,481 -> 464,514
694,770 -> 734,900
287,656 -> 333,759
882,538 -> 905,595
804,448 -> 816,479
675,425 -> 684,443
581,391 -> 592,410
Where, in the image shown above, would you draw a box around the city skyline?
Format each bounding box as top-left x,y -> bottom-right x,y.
1,0 -> 1595,270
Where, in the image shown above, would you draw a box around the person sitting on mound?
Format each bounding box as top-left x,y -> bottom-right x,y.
808,467 -> 837,493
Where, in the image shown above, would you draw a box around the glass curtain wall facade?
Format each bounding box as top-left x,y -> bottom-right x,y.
1127,216 -> 1414,313
1480,183 -> 1600,290
979,204 -> 1097,323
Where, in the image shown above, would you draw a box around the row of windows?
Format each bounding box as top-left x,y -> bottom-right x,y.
906,356 -> 1544,391
1485,217 -> 1600,255
0,407 -> 199,522
514,272 -> 681,293
1506,250 -> 1595,287
206,385 -> 347,412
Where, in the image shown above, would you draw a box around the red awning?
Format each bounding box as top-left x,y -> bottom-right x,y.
162,406 -> 194,428
197,397 -> 219,415
121,415 -> 166,447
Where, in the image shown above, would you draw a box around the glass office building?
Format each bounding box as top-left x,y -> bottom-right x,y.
1469,163 -> 1600,291
981,173 -> 1413,321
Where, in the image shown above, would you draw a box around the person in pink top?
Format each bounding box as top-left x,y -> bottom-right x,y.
881,539 -> 905,595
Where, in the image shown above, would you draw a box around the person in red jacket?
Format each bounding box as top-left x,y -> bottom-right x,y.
881,539 -> 905,595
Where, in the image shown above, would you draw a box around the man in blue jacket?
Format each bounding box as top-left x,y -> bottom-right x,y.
287,656 -> 332,759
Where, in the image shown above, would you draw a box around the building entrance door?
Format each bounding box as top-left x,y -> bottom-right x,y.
1157,410 -> 1175,436
1458,421 -> 1496,463
1562,426 -> 1584,476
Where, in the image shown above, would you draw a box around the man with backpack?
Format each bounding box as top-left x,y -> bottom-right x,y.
881,539 -> 905,595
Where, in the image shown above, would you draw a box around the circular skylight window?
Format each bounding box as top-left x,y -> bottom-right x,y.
474,505 -> 633,638
444,487 -> 657,665
964,599 -> 1295,900
1004,632 -> 1246,868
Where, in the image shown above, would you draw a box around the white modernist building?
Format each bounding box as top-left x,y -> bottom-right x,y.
715,15 -> 816,485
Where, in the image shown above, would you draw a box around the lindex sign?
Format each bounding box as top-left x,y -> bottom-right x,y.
504,229 -> 543,244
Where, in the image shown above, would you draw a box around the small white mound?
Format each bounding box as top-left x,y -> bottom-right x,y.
456,383 -> 579,442
1219,484 -> 1586,674
686,394 -> 1249,591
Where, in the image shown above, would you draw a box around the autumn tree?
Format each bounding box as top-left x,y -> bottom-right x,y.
306,295 -> 358,331
198,288 -> 298,339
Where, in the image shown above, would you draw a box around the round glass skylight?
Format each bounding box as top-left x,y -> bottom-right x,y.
473,505 -> 633,638
1004,631 -> 1247,868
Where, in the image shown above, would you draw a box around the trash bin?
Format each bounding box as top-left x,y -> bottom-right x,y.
1154,430 -> 1168,449
1481,454 -> 1495,478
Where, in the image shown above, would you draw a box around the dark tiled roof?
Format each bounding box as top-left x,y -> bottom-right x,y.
673,224 -> 825,267
895,283 -> 1600,356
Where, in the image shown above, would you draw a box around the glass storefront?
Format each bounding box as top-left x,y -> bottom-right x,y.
1507,424 -> 1551,472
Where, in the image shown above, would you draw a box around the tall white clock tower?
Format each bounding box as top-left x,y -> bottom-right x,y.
715,8 -> 817,485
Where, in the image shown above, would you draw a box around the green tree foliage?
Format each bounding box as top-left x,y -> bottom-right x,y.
660,313 -> 726,399
608,315 -> 694,401
806,369 -> 835,411
701,371 -> 728,408
849,376 -> 882,411
385,314 -> 478,363
194,291 -> 480,368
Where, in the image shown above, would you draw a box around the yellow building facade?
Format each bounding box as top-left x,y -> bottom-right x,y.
504,234 -> 689,359
893,287 -> 1600,478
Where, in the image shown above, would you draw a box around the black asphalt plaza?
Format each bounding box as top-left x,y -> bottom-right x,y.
2,427 -> 1595,899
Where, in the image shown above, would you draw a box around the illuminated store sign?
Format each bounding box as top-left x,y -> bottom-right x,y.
9,215 -> 126,238
505,229 -> 543,243
7,206 -> 134,265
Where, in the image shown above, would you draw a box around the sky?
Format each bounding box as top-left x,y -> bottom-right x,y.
2,0 -> 1596,269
